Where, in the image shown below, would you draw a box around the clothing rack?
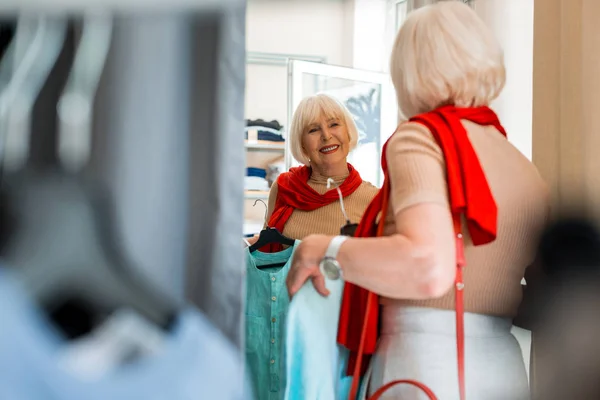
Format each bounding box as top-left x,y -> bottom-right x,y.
0,0 -> 247,350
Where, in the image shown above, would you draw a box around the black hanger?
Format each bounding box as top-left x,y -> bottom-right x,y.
249,227 -> 295,253
340,222 -> 359,237
327,178 -> 358,237
0,17 -> 178,340
248,199 -> 294,254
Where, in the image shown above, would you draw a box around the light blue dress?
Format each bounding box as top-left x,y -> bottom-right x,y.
245,243 -> 298,400
0,268 -> 251,400
284,274 -> 362,400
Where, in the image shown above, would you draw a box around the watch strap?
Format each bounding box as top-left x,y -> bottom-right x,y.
325,235 -> 348,260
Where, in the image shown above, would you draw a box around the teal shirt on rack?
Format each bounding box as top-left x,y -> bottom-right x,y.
245,242 -> 298,400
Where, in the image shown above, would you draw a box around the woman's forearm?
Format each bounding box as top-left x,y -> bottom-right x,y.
337,234 -> 456,300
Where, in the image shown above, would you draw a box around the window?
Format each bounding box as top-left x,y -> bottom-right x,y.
394,0 -> 408,32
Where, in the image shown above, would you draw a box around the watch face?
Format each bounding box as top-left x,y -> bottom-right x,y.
322,259 -> 341,280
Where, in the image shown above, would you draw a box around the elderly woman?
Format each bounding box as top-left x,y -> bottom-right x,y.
244,93 -> 377,400
252,93 -> 378,248
287,2 -> 549,400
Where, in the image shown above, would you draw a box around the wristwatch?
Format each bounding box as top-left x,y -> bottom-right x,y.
319,236 -> 348,281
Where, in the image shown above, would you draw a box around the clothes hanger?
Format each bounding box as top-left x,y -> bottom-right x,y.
248,198 -> 295,254
0,23 -> 16,95
0,15 -> 179,340
57,13 -> 112,173
327,177 -> 358,237
0,17 -> 61,172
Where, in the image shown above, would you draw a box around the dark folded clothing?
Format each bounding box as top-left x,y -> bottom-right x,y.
246,119 -> 283,131
246,167 -> 267,179
244,130 -> 285,142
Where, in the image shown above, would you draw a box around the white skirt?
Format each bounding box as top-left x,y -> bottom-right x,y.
365,306 -> 530,400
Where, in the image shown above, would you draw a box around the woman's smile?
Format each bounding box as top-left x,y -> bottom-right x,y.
319,145 -> 339,154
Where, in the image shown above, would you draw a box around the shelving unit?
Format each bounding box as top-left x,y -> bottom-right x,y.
244,141 -> 286,152
244,190 -> 269,200
243,133 -> 285,234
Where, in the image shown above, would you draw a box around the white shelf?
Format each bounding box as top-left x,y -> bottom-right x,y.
244,221 -> 263,236
244,190 -> 269,200
245,141 -> 285,152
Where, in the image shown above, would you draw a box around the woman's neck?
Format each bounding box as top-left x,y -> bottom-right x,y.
309,163 -> 350,184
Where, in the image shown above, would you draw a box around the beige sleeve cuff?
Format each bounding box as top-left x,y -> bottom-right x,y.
385,122 -> 450,216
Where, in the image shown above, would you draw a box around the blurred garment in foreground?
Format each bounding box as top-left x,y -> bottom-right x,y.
0,267 -> 250,400
524,216 -> 600,400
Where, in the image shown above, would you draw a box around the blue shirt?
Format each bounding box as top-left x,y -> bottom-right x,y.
284,275 -> 361,400
245,243 -> 298,400
0,269 -> 251,400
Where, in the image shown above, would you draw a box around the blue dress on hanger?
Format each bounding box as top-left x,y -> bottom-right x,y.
245,242 -> 298,400
0,268 -> 251,400
284,273 -> 362,400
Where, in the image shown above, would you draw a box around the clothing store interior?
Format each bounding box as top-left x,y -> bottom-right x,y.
2,0 -> 600,399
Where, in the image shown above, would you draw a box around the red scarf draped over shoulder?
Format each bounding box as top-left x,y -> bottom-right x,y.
337,105 -> 507,375
261,163 -> 363,252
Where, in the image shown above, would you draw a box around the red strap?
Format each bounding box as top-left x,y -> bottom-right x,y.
368,379 -> 438,400
455,216 -> 466,400
348,181 -> 466,400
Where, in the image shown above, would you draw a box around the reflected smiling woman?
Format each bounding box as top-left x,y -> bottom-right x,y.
244,93 -> 378,400
249,93 -> 378,249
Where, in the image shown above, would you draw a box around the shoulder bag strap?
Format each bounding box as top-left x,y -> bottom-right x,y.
348,179 -> 466,400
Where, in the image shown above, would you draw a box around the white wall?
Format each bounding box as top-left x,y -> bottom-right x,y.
246,0 -> 349,64
351,0 -> 389,72
245,0 -> 351,128
475,0 -> 534,161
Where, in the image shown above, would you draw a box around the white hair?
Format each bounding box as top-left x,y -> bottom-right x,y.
289,93 -> 359,165
390,0 -> 506,118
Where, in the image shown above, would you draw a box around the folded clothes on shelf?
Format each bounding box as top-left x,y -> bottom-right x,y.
245,119 -> 283,131
244,176 -> 269,192
244,127 -> 285,143
246,167 -> 268,179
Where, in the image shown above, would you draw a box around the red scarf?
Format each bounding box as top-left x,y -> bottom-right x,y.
261,163 -> 363,252
337,105 -> 507,375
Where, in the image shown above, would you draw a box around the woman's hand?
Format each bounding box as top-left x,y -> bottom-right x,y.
286,234 -> 333,298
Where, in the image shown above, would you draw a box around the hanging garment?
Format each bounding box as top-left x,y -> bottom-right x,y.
245,242 -> 298,400
0,268 -> 251,400
284,275 -> 361,400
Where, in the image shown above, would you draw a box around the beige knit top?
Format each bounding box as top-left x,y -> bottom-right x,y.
381,120 -> 550,317
265,172 -> 379,239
